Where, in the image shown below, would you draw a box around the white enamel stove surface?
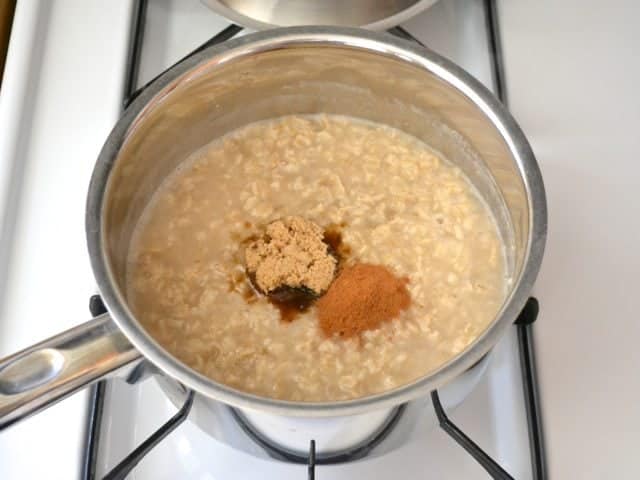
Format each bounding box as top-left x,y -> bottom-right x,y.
3,1 -> 639,479
94,1 -> 534,479
0,2 -> 132,479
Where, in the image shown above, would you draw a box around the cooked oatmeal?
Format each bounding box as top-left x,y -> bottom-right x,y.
127,115 -> 507,401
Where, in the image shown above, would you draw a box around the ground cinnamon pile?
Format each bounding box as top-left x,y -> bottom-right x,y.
317,263 -> 411,338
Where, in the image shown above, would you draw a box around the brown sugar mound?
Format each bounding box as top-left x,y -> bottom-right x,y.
317,263 -> 411,338
245,216 -> 337,294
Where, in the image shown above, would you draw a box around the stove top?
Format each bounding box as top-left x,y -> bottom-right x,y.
3,1 -> 639,478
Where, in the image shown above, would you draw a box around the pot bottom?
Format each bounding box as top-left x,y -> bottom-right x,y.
231,404 -> 406,463
156,352 -> 491,461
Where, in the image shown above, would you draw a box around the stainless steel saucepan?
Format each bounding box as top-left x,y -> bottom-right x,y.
0,27 -> 546,439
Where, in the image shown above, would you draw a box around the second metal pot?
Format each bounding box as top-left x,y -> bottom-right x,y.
200,0 -> 440,31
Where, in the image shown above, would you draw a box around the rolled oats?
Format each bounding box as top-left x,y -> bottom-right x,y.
127,115 -> 506,402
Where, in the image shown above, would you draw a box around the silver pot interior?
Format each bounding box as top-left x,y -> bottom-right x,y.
96,29 -> 543,415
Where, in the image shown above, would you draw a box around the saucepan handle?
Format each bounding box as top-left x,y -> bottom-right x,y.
0,313 -> 141,430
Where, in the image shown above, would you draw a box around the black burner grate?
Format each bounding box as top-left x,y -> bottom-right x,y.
82,2 -> 547,478
229,404 -> 407,465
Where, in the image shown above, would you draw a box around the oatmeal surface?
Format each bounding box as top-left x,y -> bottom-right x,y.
127,115 -> 507,401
